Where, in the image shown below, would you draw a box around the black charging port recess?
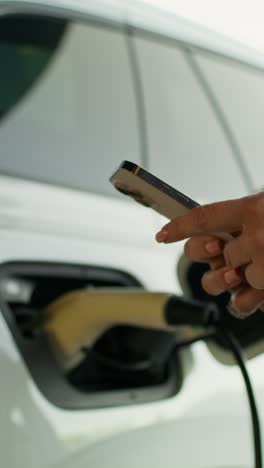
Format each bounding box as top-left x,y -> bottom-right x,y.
0,261 -> 184,409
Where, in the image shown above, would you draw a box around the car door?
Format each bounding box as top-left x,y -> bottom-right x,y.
0,10 -> 186,468
0,6 -> 264,468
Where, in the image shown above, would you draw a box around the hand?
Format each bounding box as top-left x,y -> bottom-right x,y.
182,234 -> 264,317
155,193 -> 264,317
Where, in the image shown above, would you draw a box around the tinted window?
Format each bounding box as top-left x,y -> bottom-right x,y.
135,36 -> 246,203
0,16 -> 67,119
0,16 -> 141,196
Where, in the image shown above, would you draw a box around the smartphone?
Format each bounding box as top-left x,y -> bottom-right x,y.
110,160 -> 199,220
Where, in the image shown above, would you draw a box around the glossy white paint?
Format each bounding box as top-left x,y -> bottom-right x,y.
2,0 -> 264,70
0,2 -> 264,468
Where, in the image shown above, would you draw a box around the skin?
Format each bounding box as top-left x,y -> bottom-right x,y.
155,193 -> 264,318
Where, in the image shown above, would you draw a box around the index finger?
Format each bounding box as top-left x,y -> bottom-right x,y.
160,198 -> 244,243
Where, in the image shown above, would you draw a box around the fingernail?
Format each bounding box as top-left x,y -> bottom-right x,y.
155,230 -> 168,243
205,240 -> 221,255
224,269 -> 241,286
227,302 -> 252,320
227,302 -> 245,319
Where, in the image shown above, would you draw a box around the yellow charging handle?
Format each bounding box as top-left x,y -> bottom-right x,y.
44,289 -> 171,363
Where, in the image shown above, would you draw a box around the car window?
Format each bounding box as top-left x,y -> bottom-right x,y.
135,35 -> 247,203
0,15 -> 66,120
196,52 -> 264,191
0,16 -> 141,196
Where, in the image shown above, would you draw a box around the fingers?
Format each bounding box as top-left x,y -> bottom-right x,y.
201,266 -> 264,317
184,236 -> 224,262
183,234 -> 227,270
223,236 -> 264,289
209,256 -> 226,271
201,266 -> 243,295
229,287 -> 264,318
223,236 -> 251,268
156,198 -> 244,243
244,263 -> 264,289
183,235 -> 242,295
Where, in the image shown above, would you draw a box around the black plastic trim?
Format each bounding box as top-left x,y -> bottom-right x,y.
0,261 -> 183,409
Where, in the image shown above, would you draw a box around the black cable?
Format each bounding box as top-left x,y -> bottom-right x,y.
218,325 -> 262,468
165,296 -> 262,467
176,326 -> 262,468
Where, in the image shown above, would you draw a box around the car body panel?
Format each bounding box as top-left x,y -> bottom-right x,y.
1,2 -> 264,468
1,0 -> 264,72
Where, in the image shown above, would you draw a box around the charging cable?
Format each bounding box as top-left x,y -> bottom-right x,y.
44,289 -> 262,467
166,298 -> 262,468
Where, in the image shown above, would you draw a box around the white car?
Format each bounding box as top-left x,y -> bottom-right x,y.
1,1 -> 264,467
